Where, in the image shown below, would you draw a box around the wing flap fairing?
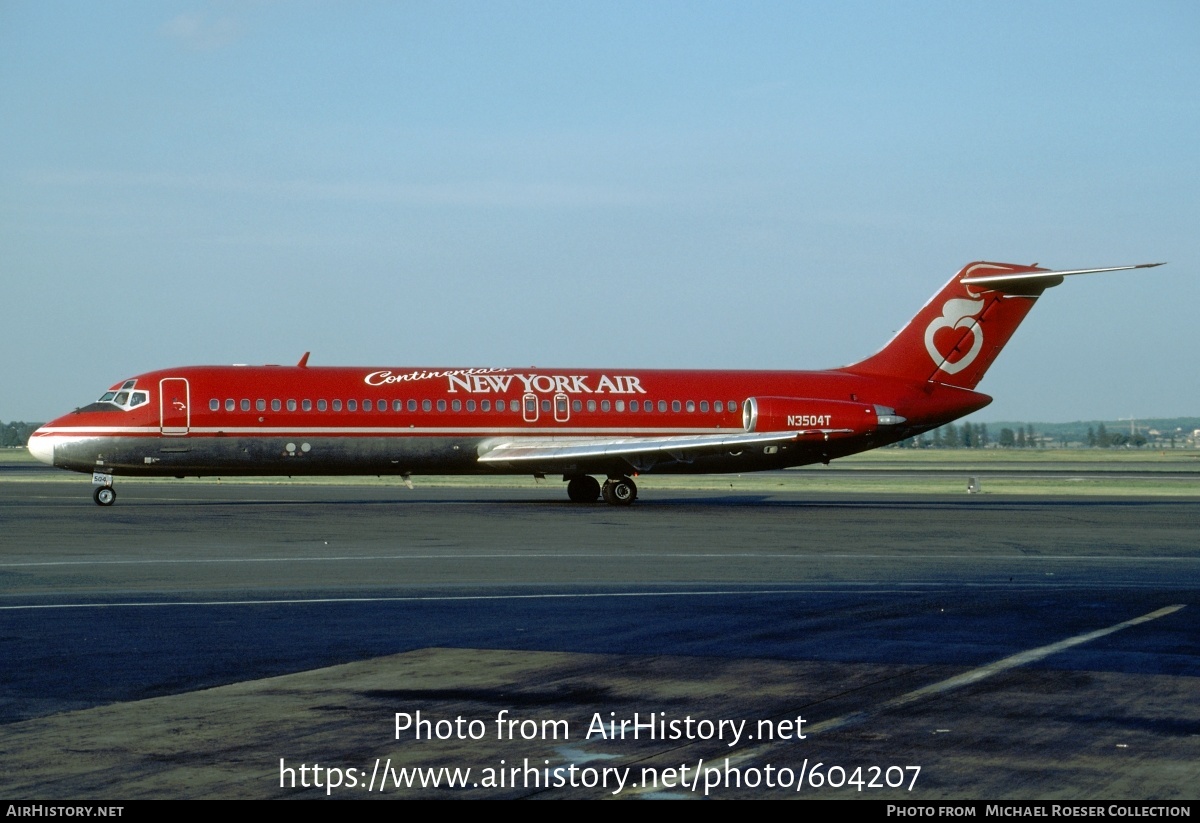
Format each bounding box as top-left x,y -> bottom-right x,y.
476,429 -> 851,466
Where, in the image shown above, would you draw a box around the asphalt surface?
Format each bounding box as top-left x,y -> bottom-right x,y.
1,474 -> 1198,799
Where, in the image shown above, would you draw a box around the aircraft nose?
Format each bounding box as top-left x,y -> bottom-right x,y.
27,429 -> 56,466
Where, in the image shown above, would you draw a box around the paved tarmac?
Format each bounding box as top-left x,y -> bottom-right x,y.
1,477 -> 1197,799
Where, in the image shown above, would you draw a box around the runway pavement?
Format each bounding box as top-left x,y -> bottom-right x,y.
1,476 -> 1197,799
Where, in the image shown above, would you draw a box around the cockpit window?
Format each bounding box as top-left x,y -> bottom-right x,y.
92,381 -> 149,412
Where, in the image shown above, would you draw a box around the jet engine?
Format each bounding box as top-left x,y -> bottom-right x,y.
742,396 -> 905,435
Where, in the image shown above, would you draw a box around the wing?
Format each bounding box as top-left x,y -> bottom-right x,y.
476,428 -> 852,472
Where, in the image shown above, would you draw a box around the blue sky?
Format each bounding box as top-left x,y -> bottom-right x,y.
2,1 -> 1196,422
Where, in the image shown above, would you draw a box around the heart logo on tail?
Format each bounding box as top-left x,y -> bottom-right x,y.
925,297 -> 985,375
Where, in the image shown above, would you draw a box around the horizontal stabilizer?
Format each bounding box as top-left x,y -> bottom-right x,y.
961,263 -> 1163,289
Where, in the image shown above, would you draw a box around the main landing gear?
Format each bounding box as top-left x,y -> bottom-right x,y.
565,474 -> 637,506
566,475 -> 601,502
602,476 -> 637,506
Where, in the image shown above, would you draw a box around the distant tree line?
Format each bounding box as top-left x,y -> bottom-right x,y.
1,421 -> 41,448
895,420 -> 1175,449
995,424 -> 1038,448
896,422 -> 1055,448
895,422 -> 995,448
1084,424 -> 1147,448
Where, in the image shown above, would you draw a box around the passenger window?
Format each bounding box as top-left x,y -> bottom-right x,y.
686,400 -> 695,412
713,401 -> 723,413
257,399 -> 266,411
466,399 -> 476,412
272,399 -> 282,411
241,399 -> 250,411
332,399 -> 342,411
287,399 -> 297,411
210,399 -> 219,411
437,399 -> 446,412
224,398 -> 234,411
302,399 -> 312,411
728,399 -> 737,412
572,399 -> 582,412
348,400 -> 357,411
393,400 -> 403,412
452,399 -> 462,412
615,400 -> 625,412
482,399 -> 491,411
671,400 -> 681,412
510,399 -> 520,412
541,399 -> 550,412
422,399 -> 431,412
318,399 -> 327,411
363,399 -> 373,412
629,400 -> 639,412
587,399 -> 597,412
601,400 -> 611,412
700,401 -> 709,412
658,400 -> 667,412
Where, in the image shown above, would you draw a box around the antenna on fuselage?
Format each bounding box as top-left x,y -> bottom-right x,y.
297,352 -> 311,368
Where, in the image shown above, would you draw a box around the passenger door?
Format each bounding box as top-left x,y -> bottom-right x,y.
159,378 -> 190,435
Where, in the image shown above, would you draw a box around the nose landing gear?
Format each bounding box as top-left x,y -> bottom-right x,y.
91,471 -> 116,506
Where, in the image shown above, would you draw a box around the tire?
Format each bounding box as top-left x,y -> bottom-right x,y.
93,486 -> 116,506
602,477 -> 636,506
566,475 -> 601,503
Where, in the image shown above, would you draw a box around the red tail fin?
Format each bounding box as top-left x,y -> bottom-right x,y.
843,261 -> 1162,390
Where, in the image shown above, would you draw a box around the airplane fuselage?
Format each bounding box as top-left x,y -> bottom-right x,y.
29,261 -> 1159,505
31,364 -> 988,481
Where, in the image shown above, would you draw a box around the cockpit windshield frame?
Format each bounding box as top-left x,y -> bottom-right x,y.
94,381 -> 150,412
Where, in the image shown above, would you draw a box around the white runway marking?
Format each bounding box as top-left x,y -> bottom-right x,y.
620,602 -> 1189,798
807,603 -> 1186,737
0,582 -> 1188,611
0,588 -> 914,611
678,603 -> 1190,784
3,553 -> 1199,568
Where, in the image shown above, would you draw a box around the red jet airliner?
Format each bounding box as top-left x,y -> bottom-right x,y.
29,261 -> 1159,506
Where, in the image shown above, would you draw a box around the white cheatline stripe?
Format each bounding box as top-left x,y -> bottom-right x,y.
0,588 -> 850,611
